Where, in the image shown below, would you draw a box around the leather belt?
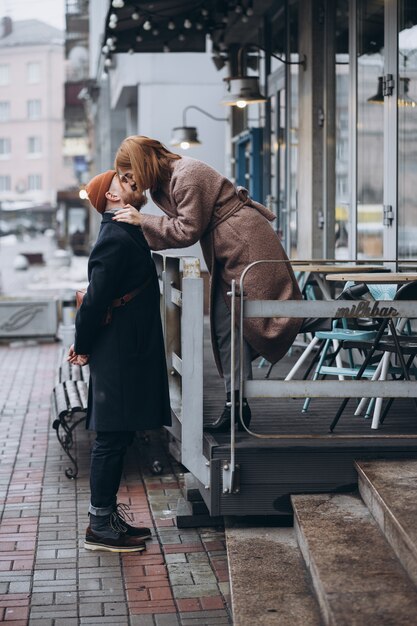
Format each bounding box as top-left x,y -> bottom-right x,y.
102,275 -> 153,325
111,275 -> 153,309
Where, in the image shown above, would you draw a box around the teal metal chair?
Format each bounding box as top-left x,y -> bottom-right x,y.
301,282 -> 396,413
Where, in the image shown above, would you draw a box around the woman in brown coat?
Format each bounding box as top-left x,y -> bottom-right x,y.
113,136 -> 302,431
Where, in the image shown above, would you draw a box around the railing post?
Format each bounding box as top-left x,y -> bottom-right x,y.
180,258 -> 209,487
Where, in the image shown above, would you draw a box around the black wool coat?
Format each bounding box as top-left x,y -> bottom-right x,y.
74,212 -> 171,432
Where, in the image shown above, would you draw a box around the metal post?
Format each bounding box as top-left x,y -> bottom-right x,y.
180,258 -> 209,488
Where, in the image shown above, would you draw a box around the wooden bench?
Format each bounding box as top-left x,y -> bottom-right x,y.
51,353 -> 89,479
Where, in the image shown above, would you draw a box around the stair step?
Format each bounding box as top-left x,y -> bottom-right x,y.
356,459 -> 417,587
225,523 -> 322,626
292,493 -> 417,626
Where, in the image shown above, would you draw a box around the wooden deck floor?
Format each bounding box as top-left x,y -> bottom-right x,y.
202,329 -> 417,441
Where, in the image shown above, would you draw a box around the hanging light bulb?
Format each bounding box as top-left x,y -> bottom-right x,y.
109,21 -> 117,29
109,13 -> 118,22
136,34 -> 143,42
178,32 -> 185,42
163,43 -> 170,52
112,0 -> 124,7
128,48 -> 134,55
132,11 -> 140,20
196,22 -> 203,30
104,57 -> 113,68
201,7 -> 209,17
235,3 -> 243,14
143,20 -> 152,30
106,37 -> 114,46
102,45 -> 109,54
168,20 -> 175,30
152,27 -> 159,36
184,18 -> 192,29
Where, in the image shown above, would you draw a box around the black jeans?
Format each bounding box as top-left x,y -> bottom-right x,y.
89,431 -> 135,516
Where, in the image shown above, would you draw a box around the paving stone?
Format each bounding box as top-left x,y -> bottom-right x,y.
79,602 -> 104,617
0,343 -> 231,626
154,614 -> 180,625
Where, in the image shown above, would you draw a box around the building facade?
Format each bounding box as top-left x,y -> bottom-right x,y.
92,0 -> 417,263
0,16 -> 75,220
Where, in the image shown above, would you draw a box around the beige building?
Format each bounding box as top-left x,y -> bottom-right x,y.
0,16 -> 74,212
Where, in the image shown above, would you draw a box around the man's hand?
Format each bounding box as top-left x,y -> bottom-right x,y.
68,344 -> 89,366
112,204 -> 142,226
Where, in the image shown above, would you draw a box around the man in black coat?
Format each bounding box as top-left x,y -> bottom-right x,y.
68,170 -> 171,553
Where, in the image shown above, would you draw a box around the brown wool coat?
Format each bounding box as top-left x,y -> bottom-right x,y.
140,156 -> 302,374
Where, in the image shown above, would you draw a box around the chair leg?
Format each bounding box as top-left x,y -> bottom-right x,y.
302,339 -> 332,413
302,340 -> 325,380
354,357 -> 384,416
329,319 -> 389,432
371,352 -> 391,430
380,354 -> 416,425
285,335 -> 320,381
302,340 -> 343,413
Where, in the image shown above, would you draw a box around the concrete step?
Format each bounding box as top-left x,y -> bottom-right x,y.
356,459 -> 417,587
292,492 -> 417,626
225,523 -> 323,626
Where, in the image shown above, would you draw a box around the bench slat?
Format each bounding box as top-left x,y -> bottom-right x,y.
65,381 -> 83,412
54,384 -> 69,419
60,360 -> 71,382
70,364 -> 82,381
76,381 -> 88,410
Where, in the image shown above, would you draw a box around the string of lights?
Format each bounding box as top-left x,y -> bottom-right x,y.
102,1 -> 256,67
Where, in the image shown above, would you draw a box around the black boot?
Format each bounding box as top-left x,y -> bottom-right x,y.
113,503 -> 152,540
85,511 -> 146,553
205,392 -> 251,433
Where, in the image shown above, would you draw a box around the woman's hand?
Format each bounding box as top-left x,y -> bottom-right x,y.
112,204 -> 142,226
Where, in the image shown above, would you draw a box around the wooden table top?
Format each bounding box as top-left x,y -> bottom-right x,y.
292,264 -> 391,273
326,272 -> 417,283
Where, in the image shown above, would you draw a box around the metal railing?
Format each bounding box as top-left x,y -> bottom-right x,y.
152,253 -> 417,497
222,259 -> 417,494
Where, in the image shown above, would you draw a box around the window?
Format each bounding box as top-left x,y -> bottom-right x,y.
27,99 -> 41,120
27,62 -> 40,84
28,136 -> 42,155
28,174 -> 42,190
0,175 -> 11,191
0,137 -> 11,157
0,101 -> 10,122
0,64 -> 9,86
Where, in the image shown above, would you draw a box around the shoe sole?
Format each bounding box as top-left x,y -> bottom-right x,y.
133,533 -> 152,540
84,541 -> 146,553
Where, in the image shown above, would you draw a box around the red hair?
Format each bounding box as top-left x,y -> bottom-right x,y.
114,136 -> 181,193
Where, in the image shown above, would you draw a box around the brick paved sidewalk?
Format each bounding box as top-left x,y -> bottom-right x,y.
0,341 -> 232,626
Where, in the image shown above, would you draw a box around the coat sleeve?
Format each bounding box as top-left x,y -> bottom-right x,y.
74,233 -> 128,355
140,184 -> 213,249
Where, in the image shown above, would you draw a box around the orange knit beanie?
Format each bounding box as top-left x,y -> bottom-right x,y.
85,170 -> 116,214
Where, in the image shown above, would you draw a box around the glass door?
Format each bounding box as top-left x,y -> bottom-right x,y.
398,0 -> 417,260
357,0 -> 385,259
268,68 -> 299,256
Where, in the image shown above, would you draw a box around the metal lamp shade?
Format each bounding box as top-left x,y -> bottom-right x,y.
367,76 -> 384,104
170,126 -> 201,148
221,76 -> 267,107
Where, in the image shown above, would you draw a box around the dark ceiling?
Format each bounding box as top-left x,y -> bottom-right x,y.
102,0 -> 277,56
